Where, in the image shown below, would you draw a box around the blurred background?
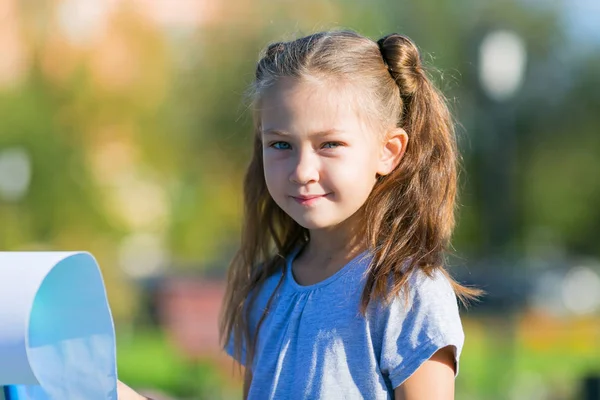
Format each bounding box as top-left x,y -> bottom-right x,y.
1,0 -> 599,398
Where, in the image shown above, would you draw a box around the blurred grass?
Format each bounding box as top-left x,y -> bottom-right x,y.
117,329 -> 242,399
117,330 -> 185,394
459,316 -> 600,399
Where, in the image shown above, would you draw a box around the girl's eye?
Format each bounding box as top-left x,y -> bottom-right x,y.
270,141 -> 291,150
322,142 -> 343,149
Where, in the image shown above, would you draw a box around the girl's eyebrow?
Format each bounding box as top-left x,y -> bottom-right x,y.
261,128 -> 289,136
261,128 -> 344,137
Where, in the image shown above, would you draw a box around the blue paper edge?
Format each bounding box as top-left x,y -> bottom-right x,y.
3,385 -> 19,400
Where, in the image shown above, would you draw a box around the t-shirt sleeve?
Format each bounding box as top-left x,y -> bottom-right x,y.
377,269 -> 465,389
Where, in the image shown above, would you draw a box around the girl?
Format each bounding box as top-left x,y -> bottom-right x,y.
119,29 -> 480,400
220,30 -> 480,399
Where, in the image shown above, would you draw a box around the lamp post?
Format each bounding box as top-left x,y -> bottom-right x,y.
476,29 -> 527,399
477,29 -> 527,256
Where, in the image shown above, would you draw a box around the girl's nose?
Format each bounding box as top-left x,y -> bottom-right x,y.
289,150 -> 319,185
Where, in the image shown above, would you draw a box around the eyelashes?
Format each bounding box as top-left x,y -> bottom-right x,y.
322,142 -> 343,149
270,141 -> 292,150
267,141 -> 345,150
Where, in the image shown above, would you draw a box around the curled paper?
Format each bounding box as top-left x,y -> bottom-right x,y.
0,252 -> 117,399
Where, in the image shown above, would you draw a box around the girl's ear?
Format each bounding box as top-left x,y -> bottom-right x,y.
377,128 -> 408,176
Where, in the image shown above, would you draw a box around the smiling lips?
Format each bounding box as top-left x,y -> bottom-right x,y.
291,194 -> 330,206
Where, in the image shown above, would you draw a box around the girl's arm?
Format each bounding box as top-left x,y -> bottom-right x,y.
117,380 -> 152,400
393,346 -> 456,400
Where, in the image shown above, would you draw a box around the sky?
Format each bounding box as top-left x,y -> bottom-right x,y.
561,0 -> 600,46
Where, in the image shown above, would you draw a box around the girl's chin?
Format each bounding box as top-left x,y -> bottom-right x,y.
290,216 -> 344,231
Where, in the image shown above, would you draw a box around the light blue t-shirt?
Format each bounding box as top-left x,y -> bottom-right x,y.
225,248 -> 464,399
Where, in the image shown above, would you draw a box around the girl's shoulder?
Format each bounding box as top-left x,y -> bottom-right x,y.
406,267 -> 456,301
368,267 -> 461,325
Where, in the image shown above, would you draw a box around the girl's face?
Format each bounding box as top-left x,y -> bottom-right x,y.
261,77 -> 404,231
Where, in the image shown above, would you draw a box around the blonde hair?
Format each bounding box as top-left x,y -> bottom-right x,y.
220,30 -> 481,369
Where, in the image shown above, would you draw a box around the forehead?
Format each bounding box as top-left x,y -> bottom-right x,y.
259,77 -> 375,136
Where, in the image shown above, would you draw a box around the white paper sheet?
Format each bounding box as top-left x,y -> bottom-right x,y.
0,252 -> 117,399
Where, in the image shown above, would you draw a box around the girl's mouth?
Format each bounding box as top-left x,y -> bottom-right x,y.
291,194 -> 330,206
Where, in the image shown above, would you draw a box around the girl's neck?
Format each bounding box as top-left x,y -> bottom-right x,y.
304,212 -> 366,263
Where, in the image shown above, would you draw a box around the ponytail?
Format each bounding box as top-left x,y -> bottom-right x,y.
361,34 -> 481,310
378,33 -> 457,245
